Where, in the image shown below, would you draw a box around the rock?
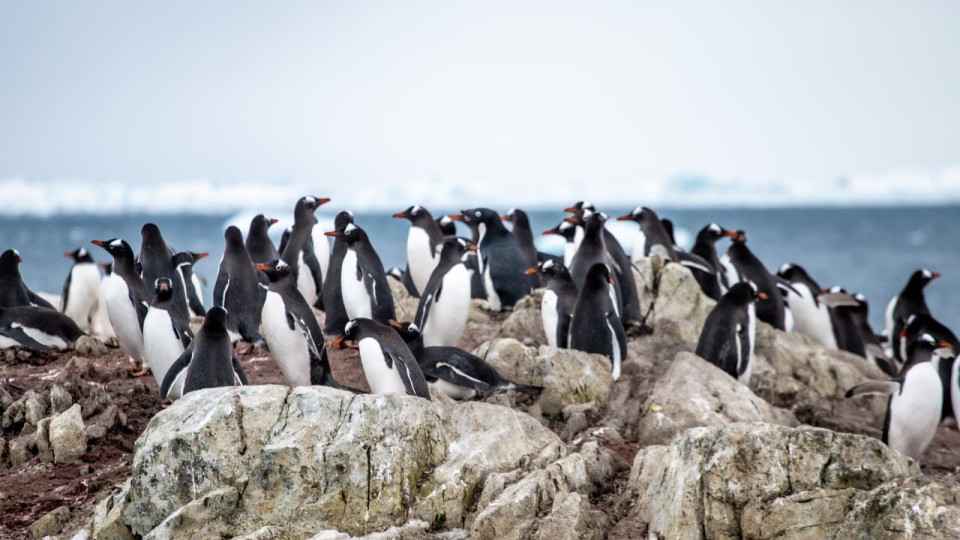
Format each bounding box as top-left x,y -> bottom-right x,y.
635,256 -> 716,343
0,384 -> 14,410
90,480 -> 135,540
29,505 -> 70,538
93,385 -> 562,539
86,424 -> 109,440
35,417 -> 53,462
0,437 -> 6,463
76,335 -> 109,356
23,389 -> 47,428
475,339 -> 613,417
8,433 -> 36,466
636,352 -> 798,445
496,291 -> 547,347
309,520 -> 438,540
80,384 -> 113,419
388,277 -> 419,324
50,403 -> 87,463
616,423 -> 918,540
836,476 -> 960,539
50,384 -> 74,414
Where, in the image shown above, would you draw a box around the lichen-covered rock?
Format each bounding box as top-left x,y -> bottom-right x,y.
93,385 -> 562,539
496,291 -> 547,347
49,403 -> 87,463
50,384 -> 73,414
475,339 -> 613,416
75,335 -> 109,356
28,505 -> 70,538
388,277 -> 419,324
635,256 -> 716,343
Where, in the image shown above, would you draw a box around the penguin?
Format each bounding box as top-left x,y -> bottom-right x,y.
691,223 -> 736,293
451,208 -> 531,311
436,215 -> 457,237
60,247 -> 101,333
543,220 -> 580,267
502,208 -> 542,287
776,263 -> 837,349
0,305 -> 85,351
245,214 -> 280,264
321,211 -> 356,336
390,320 -> 541,399
566,211 -> 623,316
327,223 -> 397,324
333,318 -> 430,399
899,313 -> 960,421
256,259 -> 341,388
724,230 -> 786,330
138,223 -> 189,320
885,269 -> 940,365
92,262 -> 117,341
280,196 -> 329,306
92,238 -> 150,375
311,225 -> 332,284
848,292 -> 896,376
0,249 -> 56,309
820,286 -> 867,358
213,226 -> 263,344
695,281 -> 765,384
394,205 -> 445,296
159,307 -> 249,399
143,278 -> 194,400
526,259 -> 578,349
568,263 -> 627,380
616,206 -> 678,261
414,237 -> 475,347
277,227 -> 292,259
846,334 -> 950,460
173,251 -> 207,318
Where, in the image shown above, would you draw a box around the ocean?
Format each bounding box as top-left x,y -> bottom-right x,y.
2,205 -> 958,334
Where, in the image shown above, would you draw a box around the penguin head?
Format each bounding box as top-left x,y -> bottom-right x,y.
335,318 -> 365,348
64,247 -> 94,263
98,262 -> 113,275
456,208 -> 501,226
731,230 -> 748,244
564,201 -> 594,215
436,215 -> 457,236
388,320 -> 421,343
393,205 -> 432,224
333,210 -> 355,231
294,196 -> 330,225
726,281 -> 767,304
526,258 -> 567,277
251,214 -> 279,232
700,223 -> 732,243
255,259 -> 292,282
154,278 -> 174,301
543,220 -> 578,242
224,226 -> 245,247
616,206 -> 654,226
909,268 -> 941,289
91,238 -> 133,260
0,249 -> 22,273
326,223 -> 368,246
173,251 -> 207,268
202,306 -> 229,333
439,237 -> 474,260
139,223 -> 169,252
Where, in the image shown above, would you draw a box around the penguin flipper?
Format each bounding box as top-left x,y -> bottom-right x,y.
424,361 -> 494,392
609,312 -> 627,361
384,345 -> 431,400
557,313 -> 572,351
61,269 -> 73,312
845,379 -> 901,398
171,317 -> 194,349
232,351 -> 249,386
818,292 -> 861,308
28,289 -> 56,310
160,345 -> 193,399
0,326 -> 51,352
414,289 -> 436,329
287,309 -> 323,361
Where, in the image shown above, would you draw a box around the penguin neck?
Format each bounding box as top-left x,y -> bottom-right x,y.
690,236 -> 721,268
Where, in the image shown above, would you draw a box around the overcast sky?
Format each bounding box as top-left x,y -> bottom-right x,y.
1,1 -> 959,207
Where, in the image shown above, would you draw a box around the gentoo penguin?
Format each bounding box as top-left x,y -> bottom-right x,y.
900,313 -> 960,421
245,214 -> 280,264
848,292 -> 896,376
143,278 -> 194,400
436,215 -> 457,236
327,223 -> 396,324
885,269 -> 939,365
617,206 -> 678,261
846,334 -> 951,460
776,263 -> 837,349
333,318 -> 430,399
821,286 -> 867,358
391,320 -> 540,399
452,208 -> 531,311
568,263 -> 627,380
695,281 -> 765,384
278,227 -> 292,259
0,249 -> 56,309
139,223 -> 189,320
0,305 -> 85,351
280,196 -> 329,306
724,231 -> 786,330
566,211 -> 623,316
543,220 -> 580,267
691,223 -> 737,295
256,259 -> 341,387
92,239 -> 150,374
394,205 -> 445,296
321,211 -> 355,335
502,208 -> 542,287
92,262 -> 117,341
526,259 -> 578,349
414,237 -> 475,347
61,247 -> 101,333
213,226 -> 263,344
159,307 -> 249,399
311,225 -> 332,284
173,251 -> 207,318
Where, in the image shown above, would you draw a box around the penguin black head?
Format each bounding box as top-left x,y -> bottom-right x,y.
525,258 -> 569,277
583,263 -> 615,289
542,220 -> 578,242
436,215 -> 457,236
224,226 -> 245,246
250,214 -> 279,232
439,237 -> 475,260
92,238 -> 134,259
140,223 -> 168,249
255,259 -> 293,283
0,249 -> 23,272
564,201 -> 594,215
776,263 -> 817,285
201,306 -> 229,334
64,247 -> 94,263
725,281 -> 766,305
393,205 -> 434,225
294,196 -> 330,225
334,318 -> 363,348
325,223 -> 369,245
388,319 -> 421,342
698,223 -> 735,244
334,210 -> 355,231
731,230 -> 748,244
155,278 -> 174,302
502,208 -> 530,227
173,251 -> 207,268
456,208 -> 502,226
907,268 -> 940,290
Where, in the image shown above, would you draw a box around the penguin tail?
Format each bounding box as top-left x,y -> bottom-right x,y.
845,380 -> 900,398
505,381 -> 543,394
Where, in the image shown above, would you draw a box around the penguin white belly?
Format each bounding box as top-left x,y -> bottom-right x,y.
888,362 -> 943,459
572,227 -> 584,259
341,250 -> 373,320
191,274 -> 204,311
312,229 -> 332,283
93,277 -> 117,340
783,305 -> 795,333
883,295 -> 897,344
260,291 -> 311,386
63,264 -> 101,332
143,308 -> 186,390
13,323 -> 69,350
422,266 -> 471,347
407,227 -> 437,295
740,303 -> 757,385
164,369 -> 187,400
0,335 -> 22,348
296,252 -> 319,306
563,243 -> 577,267
481,263 -> 502,312
541,290 -> 560,348
720,254 -> 740,287
788,286 -> 837,349
607,318 -> 621,381
952,357 -> 960,424
430,379 -> 476,400
630,231 -> 647,264
358,337 -> 408,395
103,275 -> 146,364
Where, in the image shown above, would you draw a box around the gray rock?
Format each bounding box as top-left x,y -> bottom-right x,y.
35,417 -> 53,462
635,256 -> 716,343
0,384 -> 14,410
836,476 -> 960,539
29,505 -> 70,538
8,433 -> 36,466
76,335 -> 109,356
24,389 -> 48,428
496,291 -> 547,347
636,352 -> 797,445
475,339 -> 613,417
50,403 -> 87,463
50,384 -> 74,414
89,480 -> 135,540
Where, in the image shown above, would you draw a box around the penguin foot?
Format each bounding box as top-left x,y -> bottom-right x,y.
128,366 -> 151,377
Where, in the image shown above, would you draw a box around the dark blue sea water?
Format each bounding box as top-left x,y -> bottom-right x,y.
2,206 -> 958,334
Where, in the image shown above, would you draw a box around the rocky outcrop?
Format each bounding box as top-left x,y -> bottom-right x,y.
635,256 -> 716,344
496,291 -> 547,347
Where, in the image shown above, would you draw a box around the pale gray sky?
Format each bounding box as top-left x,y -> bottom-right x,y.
1,1 -> 959,208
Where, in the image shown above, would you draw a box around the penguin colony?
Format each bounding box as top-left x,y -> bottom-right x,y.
2,198 -> 956,462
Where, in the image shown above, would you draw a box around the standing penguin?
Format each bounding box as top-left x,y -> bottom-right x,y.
61,247 -> 101,332
617,206 -> 678,261
695,281 -> 765,384
321,211 -> 355,336
280,196 -> 329,306
527,259 -> 578,349
414,237 -> 475,347
568,263 -> 627,380
885,269 -> 940,365
846,335 -> 951,460
0,249 -> 56,309
173,251 -> 207,318
93,239 -> 150,375
848,292 -> 896,376
327,223 -> 396,324
567,211 -> 622,315
92,262 -> 117,341
333,318 -> 430,399
452,208 -> 531,311
724,231 -> 786,330
0,305 -> 85,350
394,205 -> 445,297
821,286 -> 867,358
543,220 -> 581,267
690,223 -> 736,291
776,263 -> 837,349
160,307 -> 249,399
502,208 -> 542,288
213,226 -> 263,344
256,259 -> 341,388
246,214 -> 280,264
143,278 -> 194,400
139,223 -> 189,320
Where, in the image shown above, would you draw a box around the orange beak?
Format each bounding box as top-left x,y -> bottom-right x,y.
563,216 -> 578,224
757,292 -> 768,300
447,214 -> 463,222
195,252 -> 209,260
899,329 -> 908,338
269,218 -> 278,225
939,342 -> 953,349
317,197 -> 331,205
500,215 -> 509,222
324,230 -> 341,237
63,252 -> 73,258
254,263 -> 270,271
725,231 -> 738,238
524,267 -> 538,275
563,205 -> 578,213
388,320 -> 403,329
97,262 -> 109,270
91,240 -> 106,247
392,212 -> 408,219
333,335 -> 346,348
933,272 -> 942,279
616,215 -> 632,221
467,244 -> 478,252
543,229 -> 557,236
